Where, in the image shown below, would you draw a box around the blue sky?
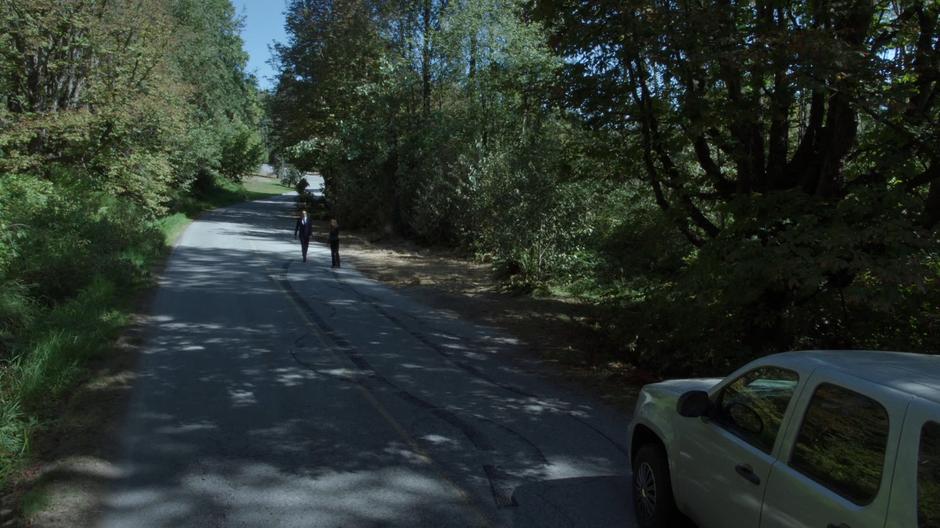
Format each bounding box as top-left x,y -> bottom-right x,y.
233,0 -> 289,91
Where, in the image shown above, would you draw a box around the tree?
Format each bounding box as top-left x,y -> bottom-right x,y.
538,0 -> 938,243
270,0 -> 566,242
271,0 -> 940,369
535,0 -> 940,367
170,0 -> 266,182
0,0 -> 186,213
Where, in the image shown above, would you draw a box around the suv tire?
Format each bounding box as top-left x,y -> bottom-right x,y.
632,443 -> 678,528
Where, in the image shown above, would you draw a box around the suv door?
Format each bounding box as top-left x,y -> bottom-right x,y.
760,370 -> 906,528
885,398 -> 940,528
674,366 -> 801,528
919,421 -> 940,527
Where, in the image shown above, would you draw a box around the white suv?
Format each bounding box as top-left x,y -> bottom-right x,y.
629,350 -> 940,528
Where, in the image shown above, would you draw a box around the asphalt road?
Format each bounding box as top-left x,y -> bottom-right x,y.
98,193 -> 635,527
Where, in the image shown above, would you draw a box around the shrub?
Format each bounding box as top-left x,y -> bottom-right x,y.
611,190 -> 940,375
0,170 -> 163,477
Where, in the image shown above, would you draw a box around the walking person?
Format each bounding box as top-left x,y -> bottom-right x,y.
329,218 -> 340,268
294,210 -> 313,262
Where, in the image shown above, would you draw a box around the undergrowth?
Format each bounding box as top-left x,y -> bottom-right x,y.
0,174 -> 280,486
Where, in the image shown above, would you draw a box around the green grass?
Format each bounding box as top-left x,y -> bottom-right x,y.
174,177 -> 254,216
0,279 -> 128,486
0,173 -> 274,493
243,176 -> 290,196
19,483 -> 50,517
0,399 -> 33,481
156,212 -> 192,246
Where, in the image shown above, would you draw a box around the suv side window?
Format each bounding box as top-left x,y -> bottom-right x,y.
789,383 -> 889,505
921,421 -> 940,527
712,367 -> 799,453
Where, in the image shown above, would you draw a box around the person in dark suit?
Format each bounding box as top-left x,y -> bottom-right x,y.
329,218 -> 340,268
294,210 -> 313,262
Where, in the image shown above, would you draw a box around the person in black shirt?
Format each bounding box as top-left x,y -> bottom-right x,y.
294,210 -> 313,262
329,218 -> 340,268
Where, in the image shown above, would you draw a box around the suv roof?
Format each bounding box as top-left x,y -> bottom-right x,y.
765,350 -> 940,404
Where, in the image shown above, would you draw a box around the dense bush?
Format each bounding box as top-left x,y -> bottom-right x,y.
0,174 -> 164,471
1,177 -> 160,303
601,188 -> 940,375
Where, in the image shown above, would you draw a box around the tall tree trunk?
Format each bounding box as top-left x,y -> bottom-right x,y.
468,32 -> 477,82
924,178 -> 940,229
920,162 -> 940,228
421,0 -> 432,118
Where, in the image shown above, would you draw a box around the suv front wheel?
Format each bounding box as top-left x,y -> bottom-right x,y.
632,444 -> 679,528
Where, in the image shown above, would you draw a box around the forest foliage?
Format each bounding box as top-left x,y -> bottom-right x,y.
0,0 -> 264,473
269,0 -> 940,373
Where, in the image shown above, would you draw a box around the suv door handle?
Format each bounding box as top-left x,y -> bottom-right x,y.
734,464 -> 760,485
827,524 -> 850,528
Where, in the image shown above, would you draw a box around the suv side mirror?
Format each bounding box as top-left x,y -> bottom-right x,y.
677,390 -> 710,418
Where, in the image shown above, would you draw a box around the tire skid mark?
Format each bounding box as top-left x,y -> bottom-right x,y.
327,270 -> 536,399
317,269 -> 555,509
328,268 -> 629,460
283,255 -> 626,511
431,409 -> 495,452
278,268 -> 500,454
289,332 -> 366,385
475,416 -> 548,465
292,332 -> 499,453
482,465 -> 519,508
568,415 -> 629,457
255,206 -> 498,525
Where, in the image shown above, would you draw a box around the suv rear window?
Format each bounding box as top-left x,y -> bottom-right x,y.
789,383 -> 889,505
921,421 -> 940,527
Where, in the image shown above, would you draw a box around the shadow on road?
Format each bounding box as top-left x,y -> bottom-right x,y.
88,194 -> 634,528
511,476 -> 632,528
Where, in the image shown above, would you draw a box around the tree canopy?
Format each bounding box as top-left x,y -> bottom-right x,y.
270,0 -> 940,373
0,0 -> 265,214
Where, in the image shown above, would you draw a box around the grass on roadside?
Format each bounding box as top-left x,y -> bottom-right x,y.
156,213 -> 192,246
19,484 -> 50,517
0,279 -> 129,484
0,174 -> 280,491
161,176 -> 288,245
173,176 -> 286,217
243,176 -> 290,196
